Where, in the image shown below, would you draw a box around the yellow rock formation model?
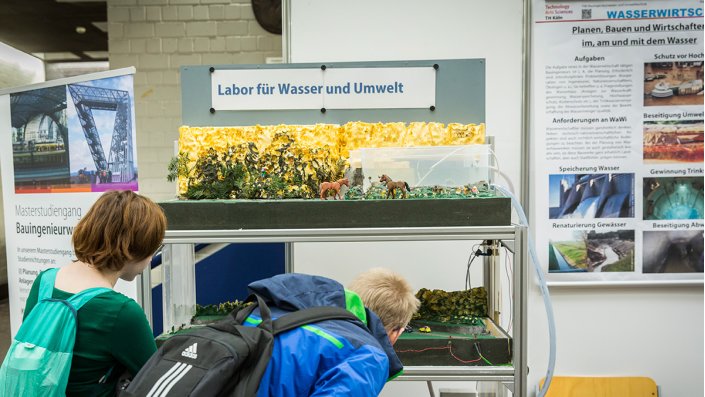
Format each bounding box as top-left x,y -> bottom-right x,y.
176,122 -> 485,198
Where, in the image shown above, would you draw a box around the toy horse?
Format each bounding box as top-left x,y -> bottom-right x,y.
319,178 -> 349,200
379,174 -> 410,199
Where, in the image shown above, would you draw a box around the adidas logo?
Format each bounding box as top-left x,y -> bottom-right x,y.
181,343 -> 198,359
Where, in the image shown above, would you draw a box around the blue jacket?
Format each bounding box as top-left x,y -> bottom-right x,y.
244,273 -> 404,397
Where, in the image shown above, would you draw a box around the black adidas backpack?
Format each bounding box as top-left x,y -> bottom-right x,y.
120,295 -> 362,397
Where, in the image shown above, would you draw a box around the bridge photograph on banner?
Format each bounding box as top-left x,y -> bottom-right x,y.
10,74 -> 138,194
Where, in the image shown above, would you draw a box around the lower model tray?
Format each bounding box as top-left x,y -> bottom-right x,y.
396,319 -> 512,366
159,198 -> 511,230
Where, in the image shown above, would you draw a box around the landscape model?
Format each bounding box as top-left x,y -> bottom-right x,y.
168,122 -> 490,200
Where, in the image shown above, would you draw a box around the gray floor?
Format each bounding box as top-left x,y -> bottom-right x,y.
0,299 -> 9,362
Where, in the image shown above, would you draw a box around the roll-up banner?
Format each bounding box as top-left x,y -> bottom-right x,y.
0,68 -> 140,335
532,0 -> 704,285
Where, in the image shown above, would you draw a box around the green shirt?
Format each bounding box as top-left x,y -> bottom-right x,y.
24,270 -> 157,397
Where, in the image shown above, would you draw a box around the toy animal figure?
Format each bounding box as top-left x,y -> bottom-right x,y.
319,178 -> 349,200
379,174 -> 410,199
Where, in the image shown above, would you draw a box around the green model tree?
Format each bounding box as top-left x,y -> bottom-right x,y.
414,287 -> 488,323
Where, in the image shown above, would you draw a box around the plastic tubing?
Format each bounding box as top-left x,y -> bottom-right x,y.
491,184 -> 556,397
414,146 -> 465,188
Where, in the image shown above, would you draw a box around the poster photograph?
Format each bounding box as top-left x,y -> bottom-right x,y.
643,230 -> 704,273
532,0 -> 704,284
549,173 -> 634,219
643,61 -> 704,107
10,86 -> 70,193
549,229 -> 635,273
67,74 -> 139,192
643,177 -> 704,220
643,120 -> 704,163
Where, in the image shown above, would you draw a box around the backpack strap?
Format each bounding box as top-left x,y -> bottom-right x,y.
272,306 -> 363,336
67,287 -> 112,310
213,295 -> 365,337
234,294 -> 272,330
37,268 -> 111,310
38,268 -> 60,301
211,294 -> 273,334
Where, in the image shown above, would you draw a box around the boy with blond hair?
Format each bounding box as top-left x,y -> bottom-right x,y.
244,267 -> 419,396
348,267 -> 420,345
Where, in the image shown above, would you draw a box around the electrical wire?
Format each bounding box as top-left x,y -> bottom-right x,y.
492,184 -> 556,397
473,343 -> 493,366
396,346 -> 453,354
449,345 -> 484,364
397,342 -> 507,365
465,250 -> 478,290
503,246 -> 513,334
476,345 -> 494,366
396,344 -> 483,364
464,243 -> 480,290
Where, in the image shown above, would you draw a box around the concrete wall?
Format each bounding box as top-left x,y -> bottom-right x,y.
107,0 -> 282,201
44,61 -> 109,81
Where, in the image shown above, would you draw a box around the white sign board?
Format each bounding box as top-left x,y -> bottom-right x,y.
211,67 -> 436,110
0,69 -> 141,335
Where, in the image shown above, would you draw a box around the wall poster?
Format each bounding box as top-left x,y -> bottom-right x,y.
532,0 -> 704,284
0,69 -> 140,334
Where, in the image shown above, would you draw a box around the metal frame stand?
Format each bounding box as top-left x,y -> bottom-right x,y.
144,224 -> 528,396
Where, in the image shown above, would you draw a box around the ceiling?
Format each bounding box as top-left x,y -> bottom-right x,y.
0,0 -> 107,63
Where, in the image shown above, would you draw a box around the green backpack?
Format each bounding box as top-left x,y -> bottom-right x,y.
0,268 -> 111,396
